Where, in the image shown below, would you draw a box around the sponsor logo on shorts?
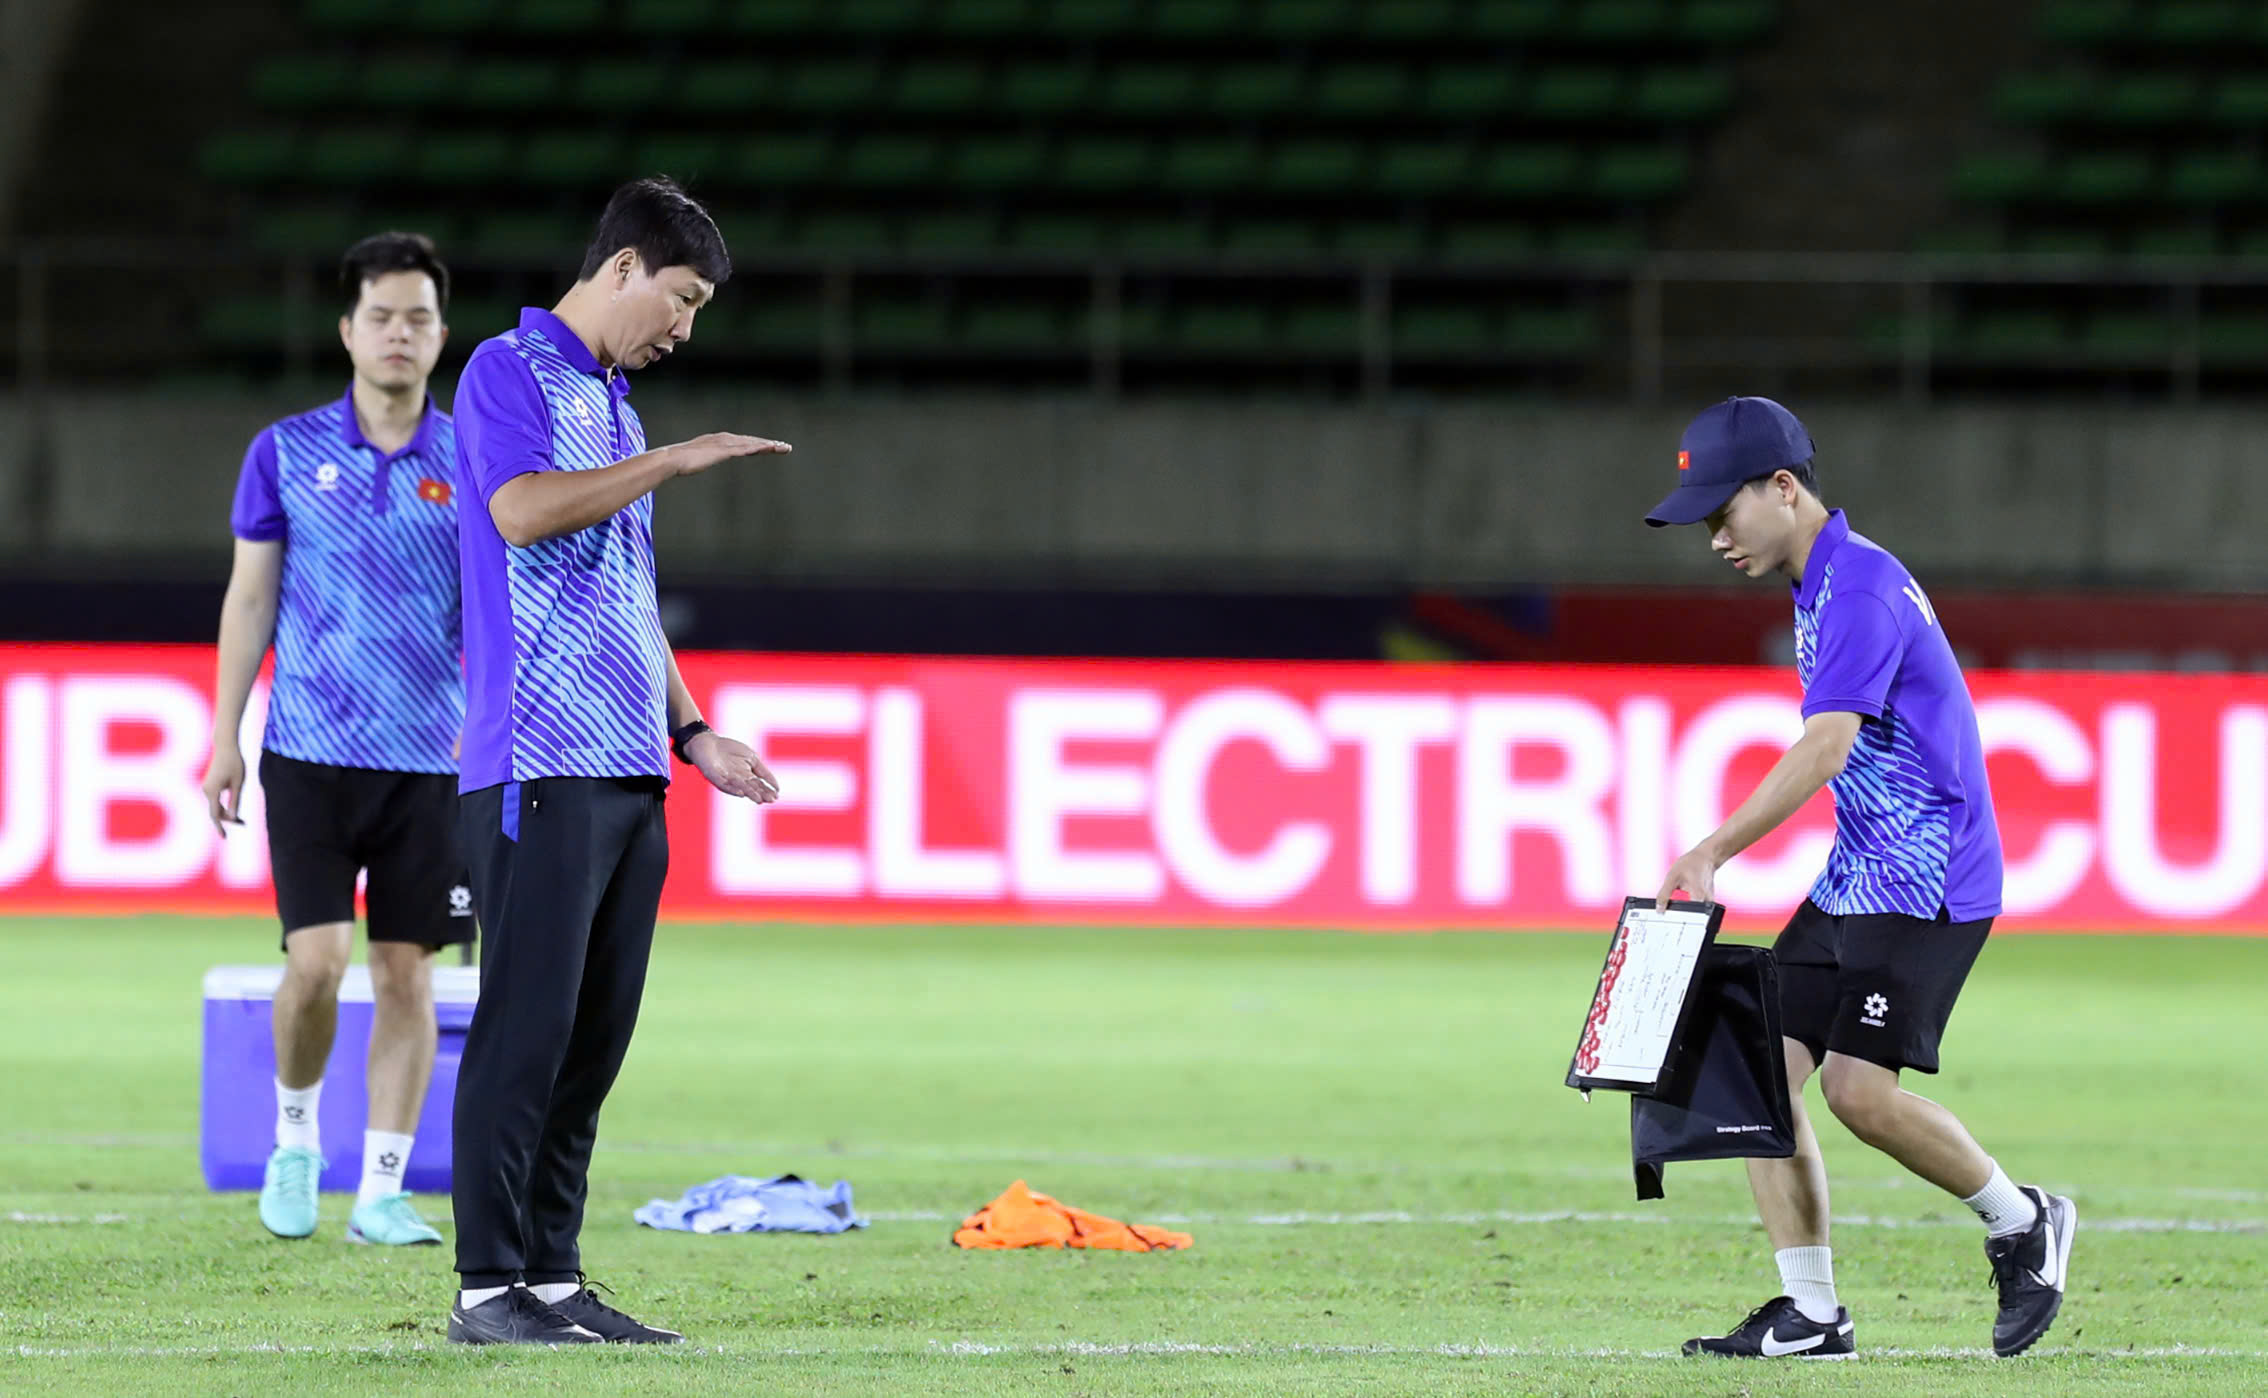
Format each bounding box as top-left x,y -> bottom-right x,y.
1714,1123 -> 1776,1134
448,884 -> 473,918
1861,992 -> 1889,1028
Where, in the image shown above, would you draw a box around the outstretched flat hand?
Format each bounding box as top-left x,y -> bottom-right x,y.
673,432 -> 792,477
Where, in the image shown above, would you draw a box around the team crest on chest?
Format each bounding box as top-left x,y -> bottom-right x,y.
314,462 -> 340,491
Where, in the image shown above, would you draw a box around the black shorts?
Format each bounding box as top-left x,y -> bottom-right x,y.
1772,899 -> 1993,1075
260,749 -> 475,952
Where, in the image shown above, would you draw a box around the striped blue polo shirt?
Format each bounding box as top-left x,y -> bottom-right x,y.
453,307 -> 671,796
229,393 -> 463,774
1793,511 -> 2004,922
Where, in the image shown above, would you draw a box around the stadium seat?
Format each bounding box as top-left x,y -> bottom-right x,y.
520,132 -> 625,187
252,57 -> 355,110
1952,151 -> 2051,202
1441,221 -> 1541,258
1421,66 -> 1522,119
1152,0 -> 1245,41
1263,140 -> 1363,193
1679,0 -> 1777,44
508,0 -> 604,33
254,204 -> 360,255
1044,0 -> 1143,37
452,61 -> 564,112
1360,0 -> 1459,41
1334,219 -> 1428,256
1209,63 -> 1305,116
1283,303 -> 1361,352
1159,139 -> 1263,194
893,61 -> 988,115
858,299 -> 954,350
1256,0 -> 1357,41
2143,1 -> 2245,47
1591,146 -> 1690,201
736,134 -> 834,188
360,56 -> 458,111
2166,151 -> 2261,205
798,212 -> 895,252
1505,305 -> 1604,354
1176,304 -> 1276,353
903,210 -> 1001,252
2100,74 -> 2200,127
303,129 -> 408,185
305,0 -> 391,30
2209,75 -> 2268,126
575,60 -> 669,112
1223,219 -> 1324,254
1476,144 -> 1582,199
2081,311 -> 2173,361
962,302 -> 1069,351
2056,151 -> 2154,204
2038,0 -> 2136,45
1995,71 -> 2094,126
842,134 -> 944,189
1530,69 -> 1626,122
1056,137 -> 1156,192
735,298 -> 827,350
938,0 -> 1037,38
463,212 -> 587,260
721,0 -> 821,34
1120,216 -> 1214,252
680,61 -> 771,114
1001,63 -> 1092,115
2131,224 -> 2221,257
201,129 -> 298,185
835,0 -> 926,35
1571,1 -> 1672,45
1314,64 -> 1412,117
412,133 -> 513,185
950,135 -> 1049,189
1396,304 -> 1493,352
1375,142 -> 1471,196
1104,65 -> 1205,117
1009,213 -> 1107,253
406,0 -> 504,34
636,135 -> 729,183
1467,0 -> 1564,41
624,0 -> 717,34
1632,68 -> 1735,123
781,61 -> 883,113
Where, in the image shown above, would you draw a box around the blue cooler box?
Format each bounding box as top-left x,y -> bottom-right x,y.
201,964 -> 479,1193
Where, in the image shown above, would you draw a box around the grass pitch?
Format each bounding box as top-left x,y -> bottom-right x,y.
3,915 -> 2263,1396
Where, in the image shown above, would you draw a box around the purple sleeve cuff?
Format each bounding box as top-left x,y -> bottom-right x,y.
229,428 -> 285,541
456,348 -> 555,505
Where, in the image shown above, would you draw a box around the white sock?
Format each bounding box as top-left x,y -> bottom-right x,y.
529,1281 -> 580,1304
1775,1246 -> 1840,1324
274,1078 -> 321,1151
1963,1161 -> 2040,1237
357,1130 -> 414,1208
458,1285 -> 510,1308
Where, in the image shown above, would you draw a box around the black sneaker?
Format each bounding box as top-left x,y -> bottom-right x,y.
551,1277 -> 685,1344
1683,1295 -> 1855,1359
1986,1185 -> 2077,1357
446,1286 -> 603,1346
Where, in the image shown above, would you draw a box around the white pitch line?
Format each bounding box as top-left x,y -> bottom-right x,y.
13,1340 -> 2265,1362
860,1208 -> 2262,1234
3,1211 -> 129,1225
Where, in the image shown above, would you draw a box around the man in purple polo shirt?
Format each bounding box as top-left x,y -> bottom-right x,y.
444,177 -> 789,1346
1647,397 -> 2075,1361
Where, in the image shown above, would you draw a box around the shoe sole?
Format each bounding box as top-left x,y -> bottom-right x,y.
346,1225 -> 441,1246
259,1210 -> 316,1240
1996,1196 -> 2078,1358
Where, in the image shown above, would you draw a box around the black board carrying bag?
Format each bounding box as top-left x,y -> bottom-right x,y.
1566,899 -> 1797,1200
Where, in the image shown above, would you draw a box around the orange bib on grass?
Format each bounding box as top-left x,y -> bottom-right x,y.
952,1180 -> 1193,1252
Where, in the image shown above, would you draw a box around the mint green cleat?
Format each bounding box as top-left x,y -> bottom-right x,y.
348,1192 -> 443,1246
258,1145 -> 325,1239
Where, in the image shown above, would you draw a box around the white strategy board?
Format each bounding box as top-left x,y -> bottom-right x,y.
1565,898 -> 1724,1094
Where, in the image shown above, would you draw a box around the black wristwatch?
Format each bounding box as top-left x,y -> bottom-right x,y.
669,719 -> 713,765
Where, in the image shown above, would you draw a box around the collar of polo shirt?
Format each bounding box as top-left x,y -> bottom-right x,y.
519,307 -> 632,398
337,385 -> 444,463
1793,509 -> 1852,608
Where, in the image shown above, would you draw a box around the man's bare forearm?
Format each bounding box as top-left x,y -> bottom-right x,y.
210,589 -> 277,745
1697,732 -> 1846,863
663,645 -> 702,732
489,445 -> 683,547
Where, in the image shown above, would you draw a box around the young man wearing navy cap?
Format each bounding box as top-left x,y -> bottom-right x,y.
1647,396 -> 2075,1360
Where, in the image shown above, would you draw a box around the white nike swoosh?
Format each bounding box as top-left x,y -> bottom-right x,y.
1761,1329 -> 1826,1356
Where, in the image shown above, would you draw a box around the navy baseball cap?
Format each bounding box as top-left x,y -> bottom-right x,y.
1644,396 -> 1816,527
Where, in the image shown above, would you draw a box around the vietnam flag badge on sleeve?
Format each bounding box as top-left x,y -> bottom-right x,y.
417,477 -> 452,505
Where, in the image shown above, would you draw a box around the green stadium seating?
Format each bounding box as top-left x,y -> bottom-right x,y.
1591,146 -> 1689,201
2081,311 -> 2172,360
1001,63 -> 1092,115
575,60 -> 669,112
360,56 -> 458,110
1209,63 -> 1304,116
736,134 -> 833,188
904,211 -> 1001,252
1395,305 -> 1493,352
1334,220 -> 1428,256
453,61 -> 563,111
2144,2 -> 2245,47
722,0 -> 821,34
1120,216 -> 1214,252
2039,0 -> 2136,46
2200,313 -> 2268,362
1530,69 -> 1625,122
1361,0 -> 1458,41
412,133 -> 513,185
463,212 -> 586,260
1551,220 -> 1646,253
1505,306 -> 1604,354
938,0 -> 1036,38
1045,0 -> 1142,37
1679,0 -> 1777,44
1159,139 -> 1263,194
1256,0 -> 1356,41
781,61 -> 883,113
1314,64 -> 1411,117
1104,65 -> 1205,117
1632,68 -> 1734,123
1422,66 -> 1521,118
302,129 -> 407,185
202,297 -> 299,349
2100,74 -> 2199,126
842,134 -> 943,188
1441,222 -> 1541,258
1152,0 -> 1245,41
835,0 -> 926,35
858,299 -> 954,350
520,132 -> 625,187
893,62 -> 987,115
2210,75 -> 2268,126
254,205 -> 360,255
624,0 -> 716,34
636,134 -> 728,183
406,0 -> 504,34
2167,151 -> 2261,205
252,57 -> 354,110
1467,0 -> 1563,41
1995,71 -> 2093,125
734,299 -> 826,350
1223,219 -> 1324,255
799,212 -> 894,252
202,129 -> 298,184
1952,152 -> 2051,202
509,0 -> 604,33
1475,144 -> 1581,199
1571,1 -> 1672,45
1263,140 -> 1364,193
962,303 -> 1069,351
679,62 -> 770,114
2021,226 -> 2113,256
305,0 -> 390,30
1963,310 -> 2070,359
1009,213 -> 1107,253
951,135 -> 1049,189
1056,137 -> 1156,192
1375,142 -> 1470,196
2056,151 -> 2153,204
1176,304 -> 1275,353
2132,224 -> 2221,257
1282,304 -> 1361,352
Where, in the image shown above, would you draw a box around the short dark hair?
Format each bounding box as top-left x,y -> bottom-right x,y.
577,176 -> 731,286
340,231 -> 449,315
1745,458 -> 1821,501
